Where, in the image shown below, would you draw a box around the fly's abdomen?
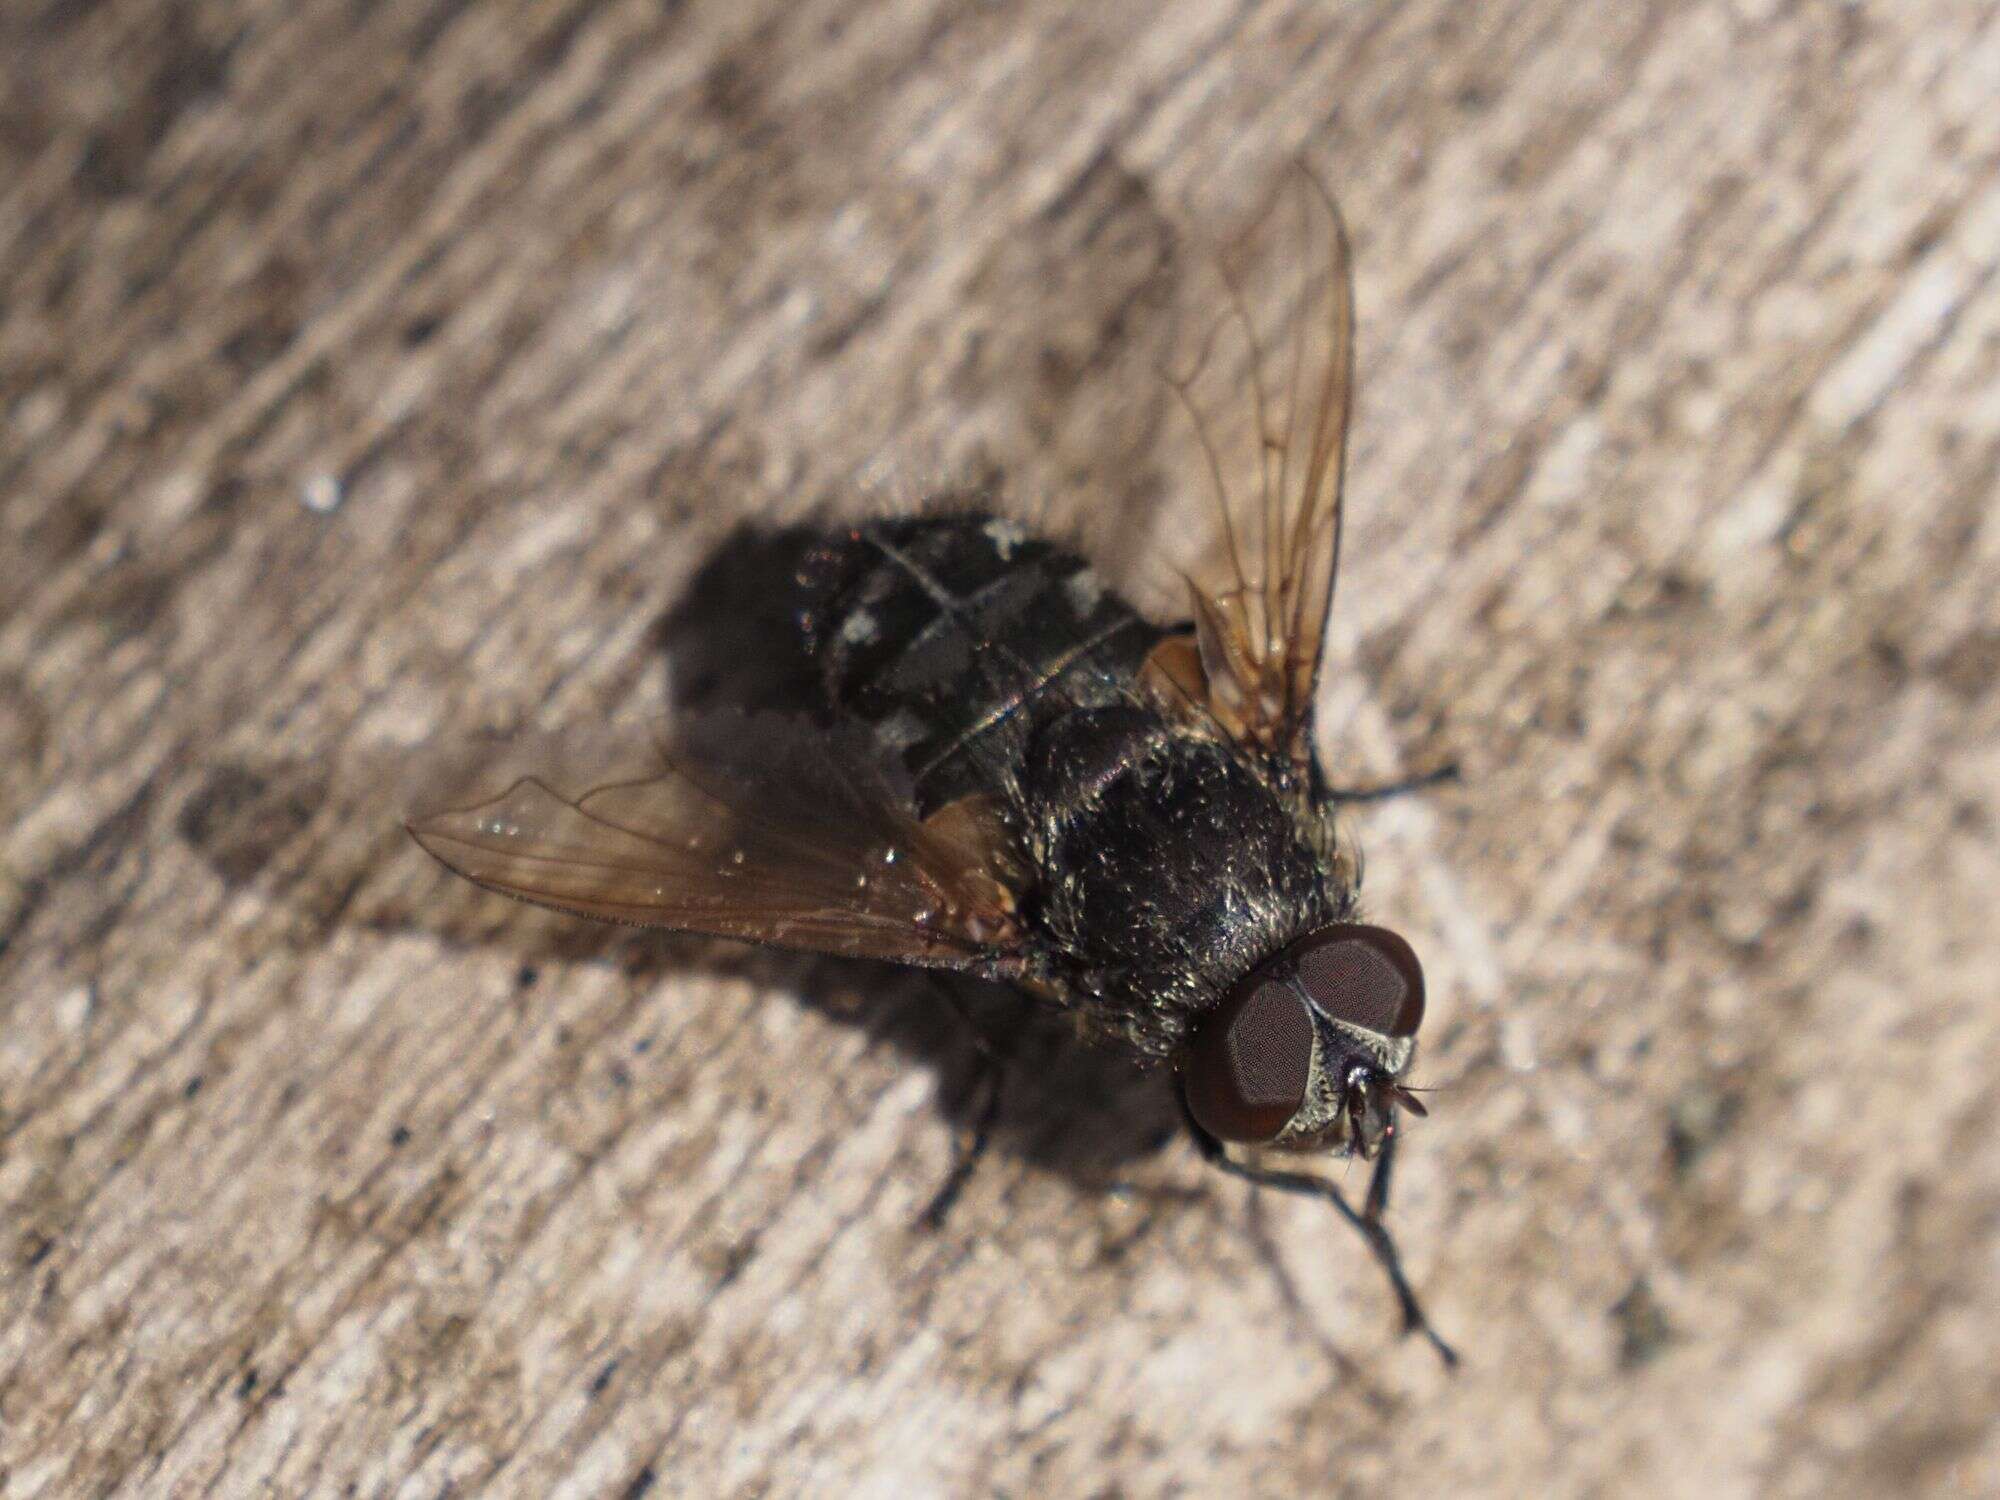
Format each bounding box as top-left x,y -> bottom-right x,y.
810,512 -> 1161,813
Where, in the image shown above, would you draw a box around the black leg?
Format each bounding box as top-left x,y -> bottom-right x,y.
1364,1125 -> 1397,1224
1325,760 -> 1460,806
1180,1091 -> 1459,1368
920,980 -> 1009,1230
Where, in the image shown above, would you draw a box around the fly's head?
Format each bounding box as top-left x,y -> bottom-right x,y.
1180,924 -> 1429,1159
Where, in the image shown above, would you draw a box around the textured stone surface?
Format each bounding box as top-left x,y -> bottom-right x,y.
4,2 -> 1998,1495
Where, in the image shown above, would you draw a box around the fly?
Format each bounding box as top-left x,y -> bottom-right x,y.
409,167 -> 1460,1364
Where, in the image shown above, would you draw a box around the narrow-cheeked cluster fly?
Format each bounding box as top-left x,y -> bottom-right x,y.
410,167 -> 1460,1364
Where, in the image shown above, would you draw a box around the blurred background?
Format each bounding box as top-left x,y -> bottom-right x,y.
3,1 -> 1997,1495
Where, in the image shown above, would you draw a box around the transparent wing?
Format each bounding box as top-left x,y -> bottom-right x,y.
1148,164 -> 1354,779
405,714 -> 1029,972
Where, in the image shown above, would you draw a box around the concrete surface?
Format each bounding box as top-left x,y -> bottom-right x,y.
3,0 -> 1998,1495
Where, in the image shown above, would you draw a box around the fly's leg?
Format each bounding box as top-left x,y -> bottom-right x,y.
1179,1090 -> 1459,1368
1364,1123 -> 1398,1223
920,979 -> 1009,1230
1324,761 -> 1460,805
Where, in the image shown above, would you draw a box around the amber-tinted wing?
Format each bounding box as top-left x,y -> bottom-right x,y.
405,714 -> 1028,972
1148,164 -> 1355,779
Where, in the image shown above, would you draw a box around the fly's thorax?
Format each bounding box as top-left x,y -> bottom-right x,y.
1021,710 -> 1351,1058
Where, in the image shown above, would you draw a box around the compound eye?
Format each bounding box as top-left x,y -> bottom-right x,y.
1290,924 -> 1425,1037
1183,978 -> 1314,1143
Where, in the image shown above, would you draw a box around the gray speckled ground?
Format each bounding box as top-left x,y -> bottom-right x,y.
4,2 -> 1997,1495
